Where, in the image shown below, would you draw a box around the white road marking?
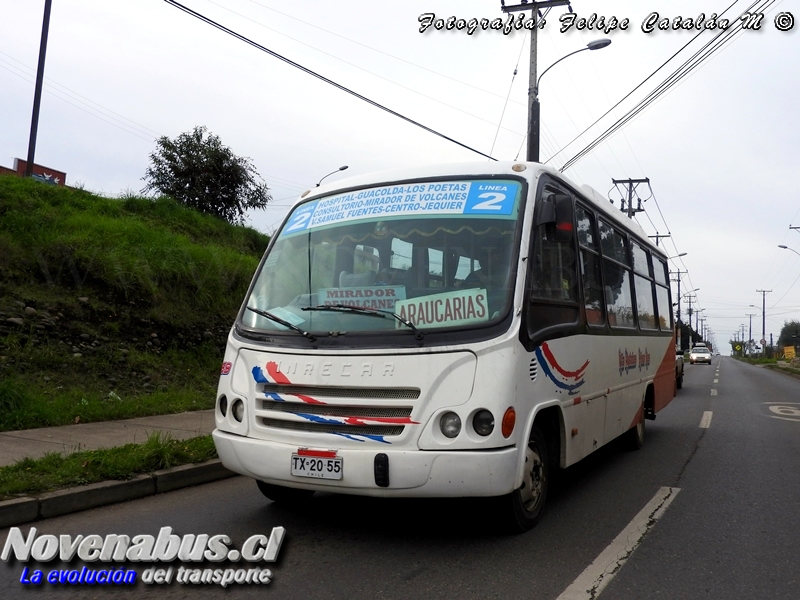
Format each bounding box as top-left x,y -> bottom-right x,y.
710,389 -> 717,396
713,379 -> 719,384
768,405 -> 800,417
556,487 -> 680,600
700,411 -> 713,428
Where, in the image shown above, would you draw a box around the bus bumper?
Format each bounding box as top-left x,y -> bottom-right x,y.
213,429 -> 519,498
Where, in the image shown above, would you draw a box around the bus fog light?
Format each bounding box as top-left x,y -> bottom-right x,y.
501,407 -> 516,438
218,395 -> 228,417
439,412 -> 461,438
473,410 -> 495,436
231,399 -> 245,423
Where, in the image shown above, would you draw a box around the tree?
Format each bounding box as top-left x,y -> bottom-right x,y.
778,320 -> 800,348
142,126 -> 271,225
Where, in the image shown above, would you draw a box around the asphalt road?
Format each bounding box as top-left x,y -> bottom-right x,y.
2,356 -> 799,599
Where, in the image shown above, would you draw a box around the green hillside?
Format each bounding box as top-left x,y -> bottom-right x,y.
0,175 -> 270,431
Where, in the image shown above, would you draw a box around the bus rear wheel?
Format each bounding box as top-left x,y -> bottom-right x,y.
503,424 -> 549,532
256,480 -> 315,504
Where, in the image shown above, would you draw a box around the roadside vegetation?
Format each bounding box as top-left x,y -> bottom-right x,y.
0,175 -> 269,431
0,432 -> 216,500
733,355 -> 800,378
735,356 -> 778,365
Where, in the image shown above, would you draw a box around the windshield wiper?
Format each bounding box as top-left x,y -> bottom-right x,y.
302,304 -> 424,340
246,306 -> 317,342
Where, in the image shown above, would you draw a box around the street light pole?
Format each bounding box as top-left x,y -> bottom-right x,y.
529,38 -> 611,161
25,0 -> 54,178
501,2 -> 609,163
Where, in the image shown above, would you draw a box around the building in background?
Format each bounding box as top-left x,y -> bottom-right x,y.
0,158 -> 66,186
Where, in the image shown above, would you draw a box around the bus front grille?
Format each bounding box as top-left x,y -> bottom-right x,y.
258,401 -> 412,438
260,418 -> 404,437
261,400 -> 412,419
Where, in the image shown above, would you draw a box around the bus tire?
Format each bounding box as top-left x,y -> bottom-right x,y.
256,480 -> 315,504
503,424 -> 549,532
624,403 -> 645,451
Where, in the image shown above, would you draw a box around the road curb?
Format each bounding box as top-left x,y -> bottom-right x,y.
0,459 -> 235,529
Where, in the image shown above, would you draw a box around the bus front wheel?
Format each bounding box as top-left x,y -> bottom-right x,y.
504,424 -> 549,532
256,480 -> 315,504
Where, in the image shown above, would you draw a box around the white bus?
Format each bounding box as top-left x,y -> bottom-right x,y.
212,161 -> 676,531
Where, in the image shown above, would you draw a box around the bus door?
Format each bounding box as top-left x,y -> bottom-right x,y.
527,183 -> 608,458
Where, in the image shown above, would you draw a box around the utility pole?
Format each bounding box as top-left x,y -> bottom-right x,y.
25,0 -> 54,178
500,1 -> 570,162
613,178 -> 649,219
756,289 -> 771,357
649,233 -> 671,247
746,313 -> 756,356
670,270 -> 686,349
685,293 -> 697,346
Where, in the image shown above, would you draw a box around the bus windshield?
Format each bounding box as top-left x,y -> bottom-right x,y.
241,178 -> 524,338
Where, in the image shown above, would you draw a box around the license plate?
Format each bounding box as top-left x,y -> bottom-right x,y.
291,454 -> 343,480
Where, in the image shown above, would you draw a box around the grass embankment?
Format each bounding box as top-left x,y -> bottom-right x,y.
0,433 -> 216,500
0,175 -> 270,431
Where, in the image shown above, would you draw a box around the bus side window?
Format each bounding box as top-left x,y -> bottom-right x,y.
576,205 -> 605,327
598,220 -> 636,329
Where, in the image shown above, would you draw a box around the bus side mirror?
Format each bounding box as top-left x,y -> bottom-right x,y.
536,194 -> 573,243
553,194 -> 574,243
535,202 -> 556,227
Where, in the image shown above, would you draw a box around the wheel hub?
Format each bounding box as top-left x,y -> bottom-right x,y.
520,441 -> 545,511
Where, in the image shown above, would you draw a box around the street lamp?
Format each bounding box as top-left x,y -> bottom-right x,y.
316,165 -> 348,187
529,38 -> 611,162
668,252 -> 687,260
778,244 -> 800,257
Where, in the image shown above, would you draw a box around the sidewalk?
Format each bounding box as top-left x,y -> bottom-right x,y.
0,411 -> 235,528
0,410 -> 215,467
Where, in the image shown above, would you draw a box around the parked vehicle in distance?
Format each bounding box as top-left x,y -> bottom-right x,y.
675,348 -> 684,388
689,346 -> 712,364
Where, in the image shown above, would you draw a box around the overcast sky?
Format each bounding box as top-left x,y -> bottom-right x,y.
2,0 -> 798,351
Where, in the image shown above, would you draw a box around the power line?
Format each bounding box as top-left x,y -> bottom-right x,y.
490,34 -> 528,157
204,0 -> 525,141
557,0 -> 770,172
241,0 -> 526,105
163,0 -> 496,161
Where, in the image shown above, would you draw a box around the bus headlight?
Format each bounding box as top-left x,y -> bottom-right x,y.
231,399 -> 245,423
439,412 -> 461,438
472,410 -> 495,436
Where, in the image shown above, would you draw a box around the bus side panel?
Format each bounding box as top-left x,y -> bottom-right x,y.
653,342 -> 676,413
